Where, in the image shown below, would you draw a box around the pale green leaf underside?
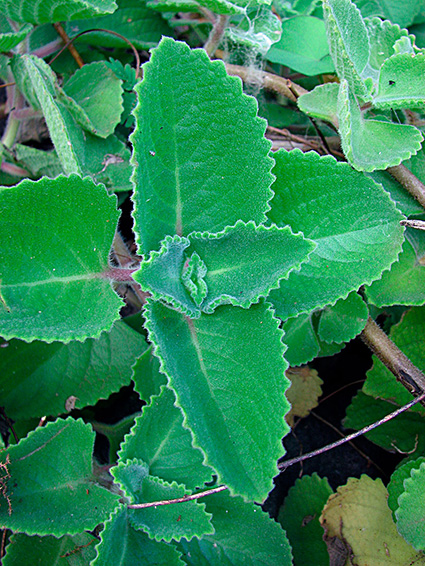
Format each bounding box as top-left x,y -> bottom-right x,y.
267,149 -> 405,320
0,23 -> 32,52
112,460 -> 214,542
317,291 -> 368,344
0,175 -> 122,343
364,16 -> 413,72
0,418 -> 120,535
374,53 -> 425,110
0,321 -> 147,420
1,0 -> 117,24
92,506 -> 185,566
338,79 -> 423,171
177,491 -> 293,565
118,385 -> 213,489
131,37 -> 274,255
297,82 -> 339,125
144,299 -> 290,502
3,532 -> 98,566
396,462 -> 425,551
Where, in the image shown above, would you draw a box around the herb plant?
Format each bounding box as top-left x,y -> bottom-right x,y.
1,0 -> 425,563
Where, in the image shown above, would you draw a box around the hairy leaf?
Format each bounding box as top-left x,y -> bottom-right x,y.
297,83 -> 339,124
0,22 -> 32,52
0,0 -> 117,23
396,462 -> 425,550
354,0 -> 424,28
144,299 -> 290,502
278,473 -> 333,566
388,456 -> 425,516
317,291 -> 368,344
132,345 -> 167,402
267,149 -> 404,319
374,53 -> 425,109
282,313 -> 319,366
0,418 -> 120,535
131,37 -> 274,255
364,16 -> 414,71
368,170 -> 424,216
0,175 -> 122,343
285,367 -> 323,426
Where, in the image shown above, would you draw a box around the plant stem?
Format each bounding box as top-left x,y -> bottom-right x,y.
224,64 -> 307,102
128,484 -> 228,509
387,164 -> 425,211
53,22 -> 84,68
204,15 -> 229,58
360,316 -> 425,396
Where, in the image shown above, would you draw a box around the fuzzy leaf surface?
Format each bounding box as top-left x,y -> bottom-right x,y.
3,532 -> 97,565
278,473 -> 333,566
338,79 -> 423,171
92,506 -> 185,566
368,169 -> 424,216
354,0 -> 424,28
0,22 -> 32,52
112,460 -> 214,542
177,491 -> 293,565
132,345 -> 167,402
131,37 -> 274,256
266,16 -> 334,75
388,457 -> 425,516
144,300 -> 290,502
0,0 -> 117,23
297,83 -> 339,124
317,292 -> 368,343
61,61 -> 124,138
118,385 -> 213,489
267,149 -> 404,319
396,462 -> 425,551
0,321 -> 146,419
0,175 -> 122,343
365,16 -> 414,71
320,475 -> 425,565
285,367 -> 323,426
0,418 -> 120,535
281,313 -> 319,366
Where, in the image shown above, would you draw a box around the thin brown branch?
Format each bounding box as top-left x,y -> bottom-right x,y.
204,14 -> 229,58
387,164 -> 425,211
278,391 -> 425,470
400,219 -> 425,231
127,484 -> 228,509
360,316 -> 425,397
53,23 -> 84,68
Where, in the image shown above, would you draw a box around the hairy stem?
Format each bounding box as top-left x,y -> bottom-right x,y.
128,485 -> 227,509
53,22 -> 84,68
387,164 -> 425,211
204,14 -> 229,58
360,316 -> 425,396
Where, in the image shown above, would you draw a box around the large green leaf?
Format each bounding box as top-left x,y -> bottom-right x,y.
388,456 -> 425,516
3,532 -> 98,565
0,418 -> 120,535
323,0 -> 372,100
65,0 -> 173,49
0,321 -> 147,420
368,169 -> 424,217
92,506 -> 185,566
354,0 -> 424,28
364,16 -> 414,72
0,22 -> 32,52
144,299 -> 290,502
112,459 -> 214,542
266,16 -> 334,75
136,222 -> 315,317
337,79 -> 423,171
267,149 -> 405,319
396,462 -> 425,550
297,83 -> 339,124
282,312 -> 319,366
177,490 -> 293,565
0,175 -> 123,343
278,474 -> 333,566
131,37 -> 274,256
118,385 -> 213,489
0,0 -> 117,24
317,291 -> 368,344
132,345 -> 167,402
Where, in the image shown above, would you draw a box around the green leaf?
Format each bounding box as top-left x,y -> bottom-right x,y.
226,6 -> 282,56
0,417 -> 120,535
266,16 -> 334,75
112,459 -> 214,542
285,367 -> 323,426
317,292 -> 368,344
61,61 -> 124,138
0,175 -> 123,343
92,506 -> 185,566
337,79 -> 424,171
92,414 -> 138,463
14,145 -> 63,179
297,83 -> 339,124
388,456 -> 425,516
146,0 -> 200,13
132,345 -> 168,402
0,22 -> 32,52
0,0 -> 117,24
118,385 -> 213,489
144,299 -> 290,502
320,475 -> 425,564
354,0 -> 424,28
65,0 -> 173,49
177,490 -> 293,565
131,37 -> 274,256
267,149 -> 405,319
396,462 -> 425,550
0,321 -> 147,420
3,532 -> 98,565
367,169 -> 424,217
373,53 -> 425,110
364,16 -> 414,71
282,312 -> 319,366
323,0 -> 372,100
278,473 -> 333,566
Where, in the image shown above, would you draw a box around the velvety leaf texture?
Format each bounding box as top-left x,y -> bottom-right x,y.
267,149 -> 405,319
374,53 -> 425,109
281,313 -> 319,366
396,462 -> 425,551
144,299 -> 290,502
317,291 -> 368,344
297,82 -> 339,125
354,0 -> 424,28
0,321 -> 147,419
285,367 -> 323,426
0,23 -> 32,52
364,16 -> 413,72
0,175 -> 123,343
0,418 -> 120,535
388,456 -> 425,516
1,0 -> 117,24
131,37 -> 274,256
